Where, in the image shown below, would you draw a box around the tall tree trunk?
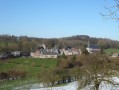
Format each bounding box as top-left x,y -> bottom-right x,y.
95,83 -> 99,90
68,76 -> 71,82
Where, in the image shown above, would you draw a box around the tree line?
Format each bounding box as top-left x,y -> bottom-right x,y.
0,34 -> 119,54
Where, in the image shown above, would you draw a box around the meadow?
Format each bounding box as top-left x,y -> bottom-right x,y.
0,57 -> 58,90
104,48 -> 119,55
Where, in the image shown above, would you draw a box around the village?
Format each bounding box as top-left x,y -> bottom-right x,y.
0,41 -> 103,60
30,42 -> 102,58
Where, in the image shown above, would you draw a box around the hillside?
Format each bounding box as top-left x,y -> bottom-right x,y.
0,34 -> 119,53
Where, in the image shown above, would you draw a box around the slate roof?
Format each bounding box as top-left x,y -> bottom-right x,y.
89,45 -> 100,49
39,49 -> 58,55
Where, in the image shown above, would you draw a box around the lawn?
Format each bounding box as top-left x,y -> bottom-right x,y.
0,57 -> 58,90
104,48 -> 119,55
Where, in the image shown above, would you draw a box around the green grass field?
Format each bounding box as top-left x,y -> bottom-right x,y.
0,57 -> 58,90
104,48 -> 119,55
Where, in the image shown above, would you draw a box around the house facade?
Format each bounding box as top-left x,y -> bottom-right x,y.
11,51 -> 21,57
60,48 -> 80,56
31,49 -> 59,58
31,44 -> 59,58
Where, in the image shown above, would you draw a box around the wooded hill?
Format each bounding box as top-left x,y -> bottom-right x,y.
0,34 -> 119,53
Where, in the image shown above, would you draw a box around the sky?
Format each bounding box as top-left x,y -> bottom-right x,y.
0,0 -> 119,40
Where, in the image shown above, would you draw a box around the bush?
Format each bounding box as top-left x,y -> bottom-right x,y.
0,72 -> 9,80
8,69 -> 27,80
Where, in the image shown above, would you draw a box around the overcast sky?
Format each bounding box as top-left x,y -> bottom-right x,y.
0,0 -> 119,40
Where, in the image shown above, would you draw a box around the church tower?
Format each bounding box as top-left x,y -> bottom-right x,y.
88,40 -> 90,48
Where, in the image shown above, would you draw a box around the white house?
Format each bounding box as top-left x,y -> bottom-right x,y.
11,51 -> 21,57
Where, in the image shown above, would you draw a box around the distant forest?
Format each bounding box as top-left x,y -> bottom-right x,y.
0,34 -> 119,53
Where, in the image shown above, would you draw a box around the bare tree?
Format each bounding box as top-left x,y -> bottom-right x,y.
78,54 -> 118,90
38,68 -> 60,87
101,0 -> 119,21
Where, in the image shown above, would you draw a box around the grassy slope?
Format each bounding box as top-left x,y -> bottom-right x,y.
0,57 -> 58,90
104,48 -> 119,55
0,58 -> 58,77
